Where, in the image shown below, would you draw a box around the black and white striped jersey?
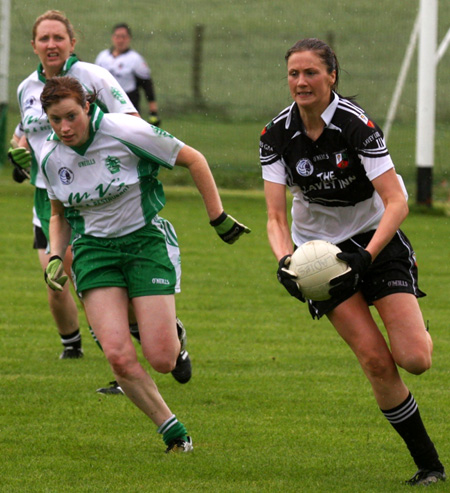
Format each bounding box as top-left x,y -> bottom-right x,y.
260,92 -> 399,245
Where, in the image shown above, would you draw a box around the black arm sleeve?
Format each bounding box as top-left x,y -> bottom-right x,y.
136,76 -> 156,102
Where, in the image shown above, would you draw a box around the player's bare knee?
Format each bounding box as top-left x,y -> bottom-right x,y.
144,350 -> 177,374
397,352 -> 432,375
48,288 -> 68,305
360,353 -> 393,380
142,341 -> 178,373
105,349 -> 137,378
150,356 -> 176,374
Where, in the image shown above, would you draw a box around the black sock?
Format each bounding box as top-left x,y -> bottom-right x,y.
129,323 -> 141,343
60,329 -> 82,349
381,392 -> 443,472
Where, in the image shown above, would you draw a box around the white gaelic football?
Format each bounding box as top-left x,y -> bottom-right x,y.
288,240 -> 351,301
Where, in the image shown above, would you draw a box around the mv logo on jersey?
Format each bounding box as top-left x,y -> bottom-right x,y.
59,167 -> 75,185
296,158 -> 314,177
105,156 -> 121,174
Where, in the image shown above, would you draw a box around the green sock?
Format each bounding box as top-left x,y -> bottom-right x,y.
157,415 -> 188,445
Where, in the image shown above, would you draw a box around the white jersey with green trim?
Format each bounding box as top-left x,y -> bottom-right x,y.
17,54 -> 137,189
41,106 -> 184,238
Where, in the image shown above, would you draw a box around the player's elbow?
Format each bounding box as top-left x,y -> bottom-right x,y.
400,198 -> 409,219
397,191 -> 409,217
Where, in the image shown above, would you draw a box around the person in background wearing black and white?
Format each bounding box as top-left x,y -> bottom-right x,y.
96,23 -> 161,127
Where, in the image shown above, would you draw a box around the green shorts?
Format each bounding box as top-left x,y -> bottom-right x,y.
34,187 -> 51,242
71,216 -> 181,298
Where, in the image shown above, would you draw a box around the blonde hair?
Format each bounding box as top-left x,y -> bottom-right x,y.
32,10 -> 75,41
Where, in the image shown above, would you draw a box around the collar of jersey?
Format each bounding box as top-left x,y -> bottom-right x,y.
47,103 -> 104,156
321,92 -> 339,126
286,91 -> 339,131
37,54 -> 79,83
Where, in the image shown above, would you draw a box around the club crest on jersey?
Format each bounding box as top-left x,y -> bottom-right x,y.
105,156 -> 121,174
334,151 -> 349,169
59,167 -> 74,185
261,121 -> 273,135
24,96 -> 37,110
295,158 -> 314,177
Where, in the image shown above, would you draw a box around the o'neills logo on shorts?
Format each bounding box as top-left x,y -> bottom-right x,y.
152,278 -> 170,285
388,280 -> 409,288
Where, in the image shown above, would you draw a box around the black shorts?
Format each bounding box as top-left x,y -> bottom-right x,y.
308,230 -> 426,320
33,225 -> 48,250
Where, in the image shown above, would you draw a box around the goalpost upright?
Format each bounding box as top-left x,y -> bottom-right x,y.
382,0 -> 448,206
416,0 -> 438,206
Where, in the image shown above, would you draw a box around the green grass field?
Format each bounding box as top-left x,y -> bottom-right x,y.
1,2 -> 449,489
1,166 -> 449,492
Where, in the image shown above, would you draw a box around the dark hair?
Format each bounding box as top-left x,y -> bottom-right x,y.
32,10 -> 75,41
112,23 -> 132,37
285,38 -> 340,91
41,76 -> 97,113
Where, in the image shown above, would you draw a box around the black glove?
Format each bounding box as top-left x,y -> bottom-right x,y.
329,247 -> 372,296
148,112 -> 161,127
277,255 -> 305,302
8,146 -> 31,182
12,166 -> 29,183
210,211 -> 250,244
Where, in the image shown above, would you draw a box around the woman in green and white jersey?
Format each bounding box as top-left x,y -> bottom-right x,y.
40,75 -> 249,452
10,10 -> 137,359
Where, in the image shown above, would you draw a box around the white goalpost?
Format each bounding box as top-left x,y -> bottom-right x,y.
385,0 -> 449,205
416,0 -> 437,205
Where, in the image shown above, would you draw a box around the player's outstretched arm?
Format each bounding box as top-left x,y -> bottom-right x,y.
175,145 -> 250,244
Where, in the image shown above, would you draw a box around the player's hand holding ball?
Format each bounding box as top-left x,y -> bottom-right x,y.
148,112 -> 161,127
277,254 -> 306,302
329,247 -> 372,295
45,256 -> 69,291
210,211 -> 251,244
